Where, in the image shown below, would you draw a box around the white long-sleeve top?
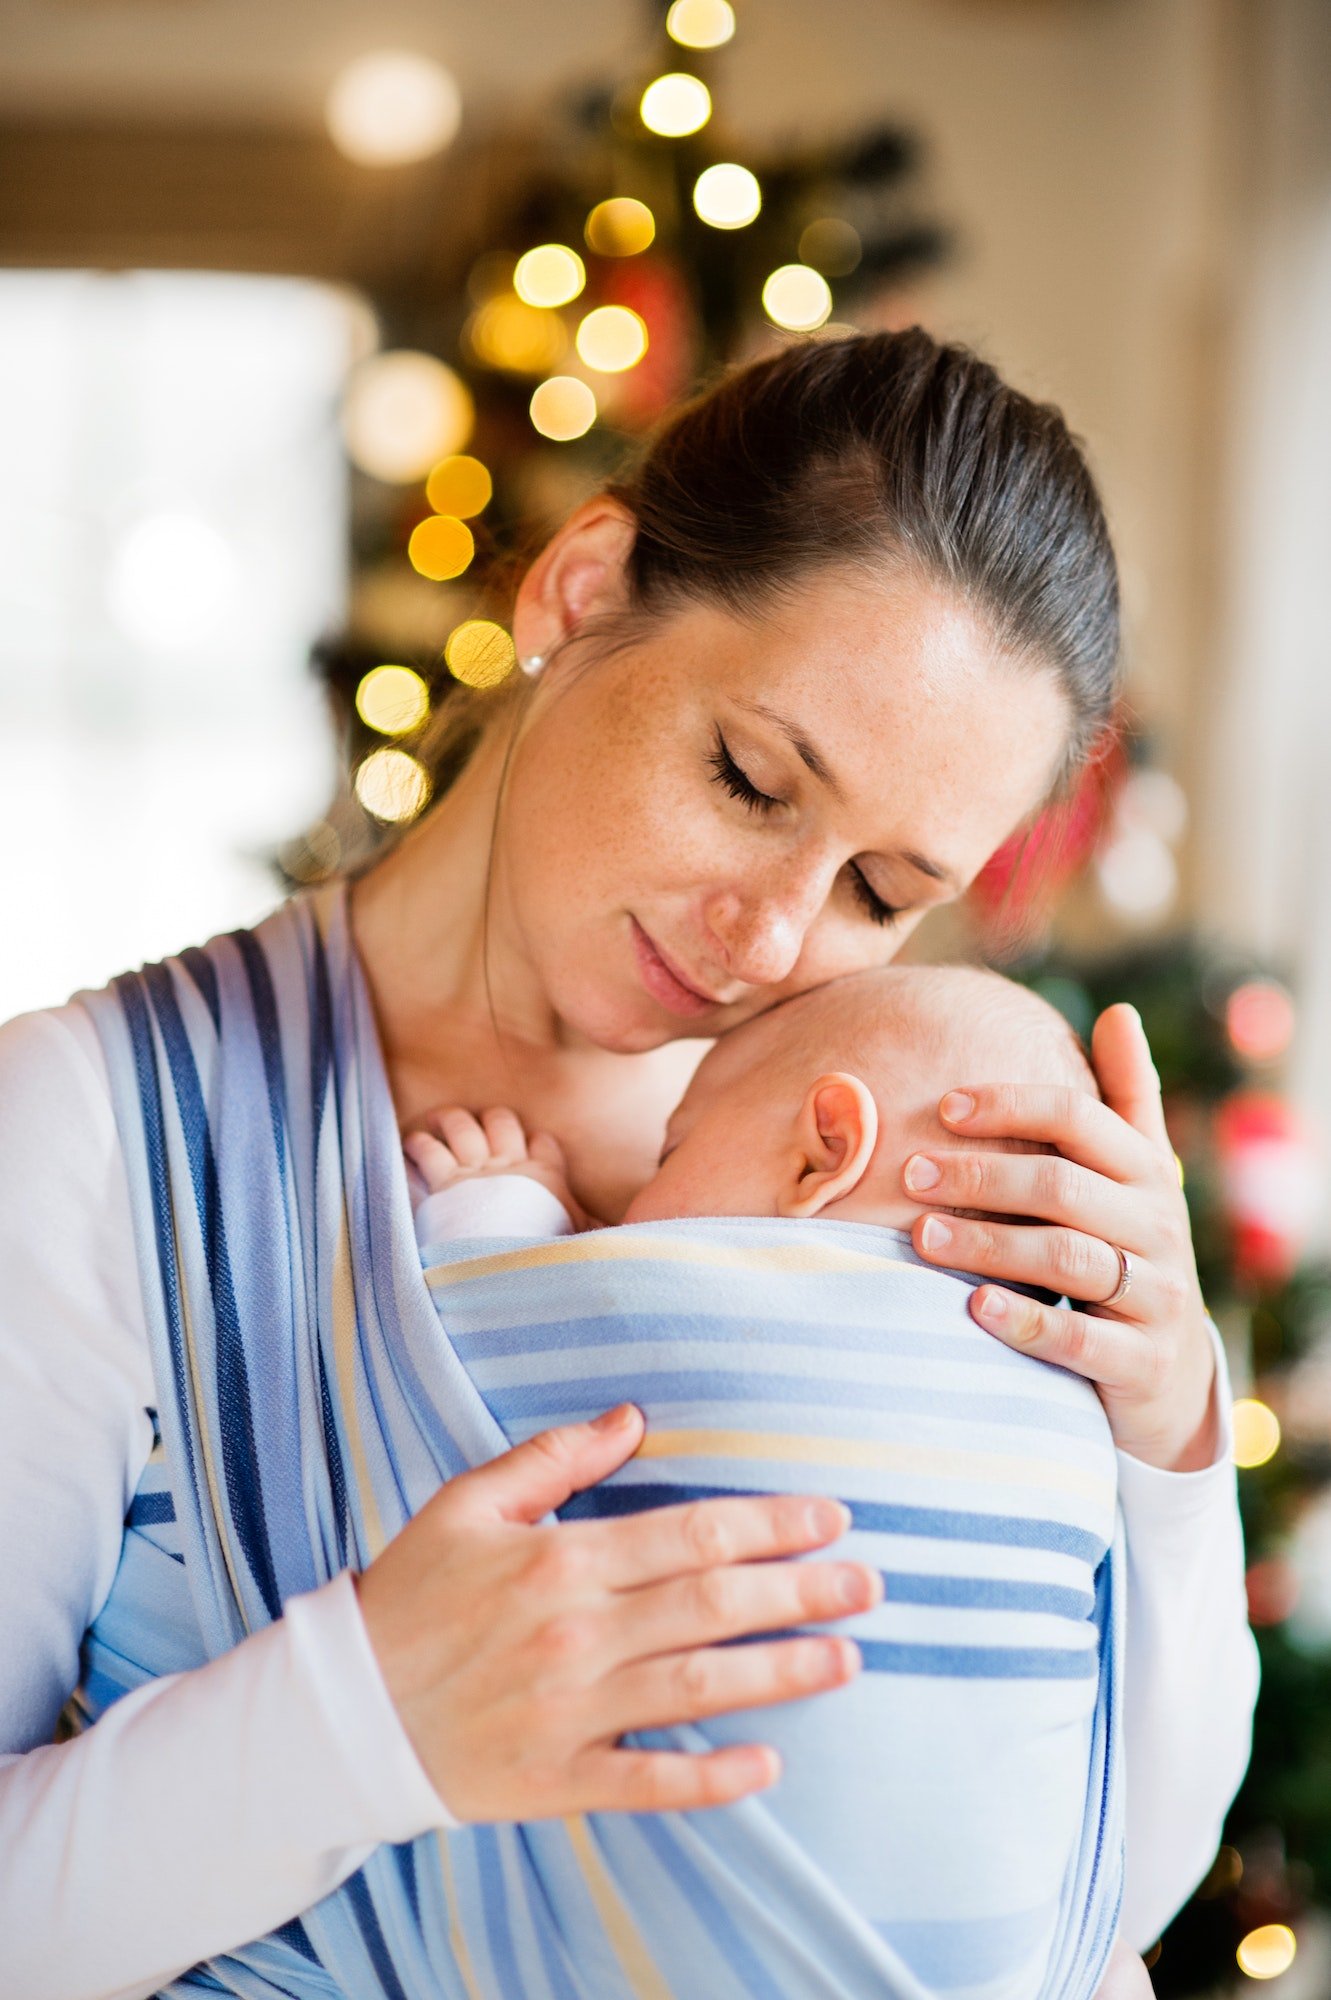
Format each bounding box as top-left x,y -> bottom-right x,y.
0,1002 -> 1259,1999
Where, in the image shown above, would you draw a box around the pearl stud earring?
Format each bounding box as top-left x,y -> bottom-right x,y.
519,651 -> 546,677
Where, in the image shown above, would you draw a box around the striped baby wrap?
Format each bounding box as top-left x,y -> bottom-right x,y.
73,883 -> 1125,2000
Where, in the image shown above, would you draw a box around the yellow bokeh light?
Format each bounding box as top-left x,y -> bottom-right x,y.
575,305 -> 648,373
585,197 -> 656,258
465,295 -> 566,375
342,351 -> 473,483
798,216 -> 863,277
444,619 -> 517,689
640,72 -> 712,138
355,664 -> 430,736
514,244 -> 586,309
762,263 -> 834,332
529,375 -> 598,440
325,51 -> 461,167
1232,1398 -> 1281,1471
693,163 -> 762,230
1237,1924 -> 1296,1980
666,0 -> 735,48
425,454 -> 492,518
407,514 -> 474,581
355,747 -> 431,824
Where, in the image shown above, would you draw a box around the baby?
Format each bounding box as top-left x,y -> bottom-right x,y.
404,964 -> 1148,2000
405,961 -> 1097,1244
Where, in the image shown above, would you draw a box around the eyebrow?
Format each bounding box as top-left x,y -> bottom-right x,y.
734,697 -> 960,892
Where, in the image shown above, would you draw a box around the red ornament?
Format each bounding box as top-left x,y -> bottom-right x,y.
589,253 -> 697,428
1215,1091 -> 1324,1289
969,725 -> 1126,946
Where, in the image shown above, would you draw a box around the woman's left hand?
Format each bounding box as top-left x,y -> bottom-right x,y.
902,1003 -> 1219,1472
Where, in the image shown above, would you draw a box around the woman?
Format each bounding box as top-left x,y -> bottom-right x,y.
0,330 -> 1255,1997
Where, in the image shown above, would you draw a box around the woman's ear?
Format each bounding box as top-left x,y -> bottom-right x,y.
512,498 -> 636,667
778,1072 -> 879,1219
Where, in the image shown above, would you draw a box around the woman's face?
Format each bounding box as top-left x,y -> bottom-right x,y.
496,512 -> 1071,1055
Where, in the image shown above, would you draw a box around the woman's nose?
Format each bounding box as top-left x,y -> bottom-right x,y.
702,879 -> 821,987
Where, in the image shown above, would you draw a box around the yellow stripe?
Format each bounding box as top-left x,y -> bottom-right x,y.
172,1196 -> 249,1628
427,1232 -> 905,1287
634,1427 -> 1113,1507
564,1816 -> 677,2000
332,1211 -> 388,1561
436,1836 -> 486,2000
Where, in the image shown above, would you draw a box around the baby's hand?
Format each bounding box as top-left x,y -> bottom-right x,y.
403,1107 -> 586,1228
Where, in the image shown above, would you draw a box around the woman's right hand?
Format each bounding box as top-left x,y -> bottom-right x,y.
353,1402 -> 881,1823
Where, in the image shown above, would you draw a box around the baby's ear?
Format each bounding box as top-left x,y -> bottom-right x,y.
778,1072 -> 879,1219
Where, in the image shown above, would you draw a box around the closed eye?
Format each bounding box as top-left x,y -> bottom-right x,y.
848,864 -> 901,927
708,727 -> 782,814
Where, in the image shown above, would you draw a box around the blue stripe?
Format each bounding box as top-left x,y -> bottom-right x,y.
857,1639 -> 1097,1680
144,961 -> 283,1621
126,1491 -> 176,1526
178,944 -> 221,1035
627,1811 -> 785,1998
343,1869 -> 413,2000
114,975 -> 203,1515
477,1366 -> 1102,1438
560,1481 -> 1106,1566
881,1571 -> 1095,1620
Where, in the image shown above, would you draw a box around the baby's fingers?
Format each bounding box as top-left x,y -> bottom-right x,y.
480,1106 -> 529,1162
403,1130 -> 458,1181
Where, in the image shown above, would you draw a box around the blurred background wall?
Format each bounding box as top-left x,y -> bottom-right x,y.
1,1 -> 1329,1991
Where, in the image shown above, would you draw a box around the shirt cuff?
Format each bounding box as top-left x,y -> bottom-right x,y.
285,1569 -> 458,1839
413,1175 -> 576,1252
1116,1317 -> 1237,1524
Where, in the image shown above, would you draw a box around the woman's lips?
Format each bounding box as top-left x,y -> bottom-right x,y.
630,918 -> 722,1019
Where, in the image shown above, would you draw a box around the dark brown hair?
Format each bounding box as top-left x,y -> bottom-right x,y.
421,326 -> 1119,787
602,327 -> 1119,772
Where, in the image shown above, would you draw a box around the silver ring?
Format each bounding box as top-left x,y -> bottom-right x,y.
1103,1244 -> 1133,1308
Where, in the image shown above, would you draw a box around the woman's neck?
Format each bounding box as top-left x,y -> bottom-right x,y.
346,736 -> 705,1221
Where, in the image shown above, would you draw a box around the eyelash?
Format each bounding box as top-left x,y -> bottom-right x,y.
707,727 -> 901,929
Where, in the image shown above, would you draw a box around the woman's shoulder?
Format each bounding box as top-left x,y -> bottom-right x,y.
0,998 -> 113,1122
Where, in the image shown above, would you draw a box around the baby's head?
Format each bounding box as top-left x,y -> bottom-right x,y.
623,964 -> 1097,1230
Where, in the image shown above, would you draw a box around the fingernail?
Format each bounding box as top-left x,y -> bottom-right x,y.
904,1154 -> 940,1192
940,1092 -> 974,1124
976,1288 -> 1008,1323
591,1402 -> 637,1431
837,1566 -> 872,1609
806,1498 -> 849,1540
920,1215 -> 952,1253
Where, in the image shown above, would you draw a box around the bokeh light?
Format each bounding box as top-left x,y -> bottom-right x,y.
762,264 -> 834,331
407,514 -> 474,581
425,454 -> 492,518
585,197 -> 656,257
798,216 -> 863,276
666,0 -> 735,48
693,163 -> 762,229
325,52 -> 461,167
355,746 -> 431,823
1236,1924 -> 1296,1980
355,664 -> 430,735
464,295 -> 567,375
444,619 -> 517,689
278,821 -> 342,884
529,375 -> 598,439
342,351 -> 473,482
1233,1398 -> 1282,1470
513,245 -> 586,309
575,305 -> 648,373
1227,979 -> 1297,1065
1095,826 -> 1179,921
107,512 -> 236,652
640,73 -> 712,137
